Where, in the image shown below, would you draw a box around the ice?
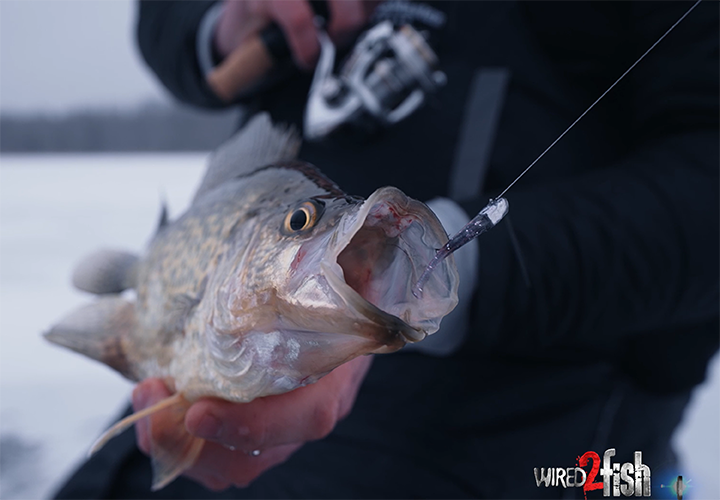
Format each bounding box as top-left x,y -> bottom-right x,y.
0,154 -> 718,499
0,154 -> 206,499
673,353 -> 720,499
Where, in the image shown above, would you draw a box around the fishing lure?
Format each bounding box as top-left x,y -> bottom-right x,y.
412,0 -> 703,298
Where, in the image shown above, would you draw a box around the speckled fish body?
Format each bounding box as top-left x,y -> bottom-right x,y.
131,163 -> 457,402
47,114 -> 458,401
45,114 -> 458,488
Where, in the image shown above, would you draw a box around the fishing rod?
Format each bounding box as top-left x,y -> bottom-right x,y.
412,0 -> 703,298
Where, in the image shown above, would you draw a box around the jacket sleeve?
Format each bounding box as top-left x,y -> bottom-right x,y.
137,0 -> 228,109
464,2 -> 719,361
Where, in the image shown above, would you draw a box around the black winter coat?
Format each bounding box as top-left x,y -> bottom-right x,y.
56,2 -> 718,498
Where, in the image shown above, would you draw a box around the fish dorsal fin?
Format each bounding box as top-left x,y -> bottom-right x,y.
45,296 -> 138,379
156,199 -> 169,234
193,112 -> 301,202
72,249 -> 139,294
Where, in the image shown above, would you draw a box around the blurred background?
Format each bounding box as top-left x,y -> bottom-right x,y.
0,1 -> 717,499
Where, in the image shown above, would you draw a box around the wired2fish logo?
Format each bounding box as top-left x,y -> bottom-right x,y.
534,448 -> 651,498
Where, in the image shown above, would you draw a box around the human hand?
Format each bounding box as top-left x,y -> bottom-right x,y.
214,0 -> 379,70
133,355 -> 373,490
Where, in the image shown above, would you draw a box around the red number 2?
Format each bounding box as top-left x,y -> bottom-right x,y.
578,451 -> 603,498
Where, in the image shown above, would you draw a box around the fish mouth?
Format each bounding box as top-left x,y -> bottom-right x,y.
321,187 -> 459,346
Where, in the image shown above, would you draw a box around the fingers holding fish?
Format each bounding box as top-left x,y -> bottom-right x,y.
130,378 -> 295,491
132,377 -> 298,491
131,356 -> 371,489
185,355 -> 373,451
184,442 -> 302,490
178,354 -> 371,488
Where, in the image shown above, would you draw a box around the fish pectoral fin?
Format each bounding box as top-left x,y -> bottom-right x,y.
89,393 -> 184,455
72,248 -> 139,294
89,392 -> 205,491
149,415 -> 206,491
144,393 -> 205,491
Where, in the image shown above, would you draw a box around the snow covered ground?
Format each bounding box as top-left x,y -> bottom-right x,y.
0,154 -> 718,499
0,154 -> 206,499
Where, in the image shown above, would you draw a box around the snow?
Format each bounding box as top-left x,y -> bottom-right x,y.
673,354 -> 720,499
0,154 -> 718,499
0,154 -> 206,499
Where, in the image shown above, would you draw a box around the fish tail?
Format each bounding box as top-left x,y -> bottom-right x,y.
90,392 -> 205,491
45,296 -> 139,380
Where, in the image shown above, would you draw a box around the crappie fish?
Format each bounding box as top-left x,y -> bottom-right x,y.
45,113 -> 458,489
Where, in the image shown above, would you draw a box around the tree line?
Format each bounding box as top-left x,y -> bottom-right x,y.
0,103 -> 242,153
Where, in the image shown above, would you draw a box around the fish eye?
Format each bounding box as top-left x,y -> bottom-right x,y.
282,200 -> 323,234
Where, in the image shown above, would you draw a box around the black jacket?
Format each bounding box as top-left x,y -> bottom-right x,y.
137,0 -> 718,387
55,2 -> 720,498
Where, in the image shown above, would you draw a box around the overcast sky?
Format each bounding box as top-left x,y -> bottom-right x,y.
1,0 -> 171,115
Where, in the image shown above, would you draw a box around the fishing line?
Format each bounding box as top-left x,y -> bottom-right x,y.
413,0 -> 703,297
496,0 -> 702,200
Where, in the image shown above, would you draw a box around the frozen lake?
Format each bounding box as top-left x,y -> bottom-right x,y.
0,154 -> 718,499
0,154 -> 206,499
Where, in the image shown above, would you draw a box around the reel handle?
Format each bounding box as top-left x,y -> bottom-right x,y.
206,30 -> 275,102
206,1 -> 329,102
